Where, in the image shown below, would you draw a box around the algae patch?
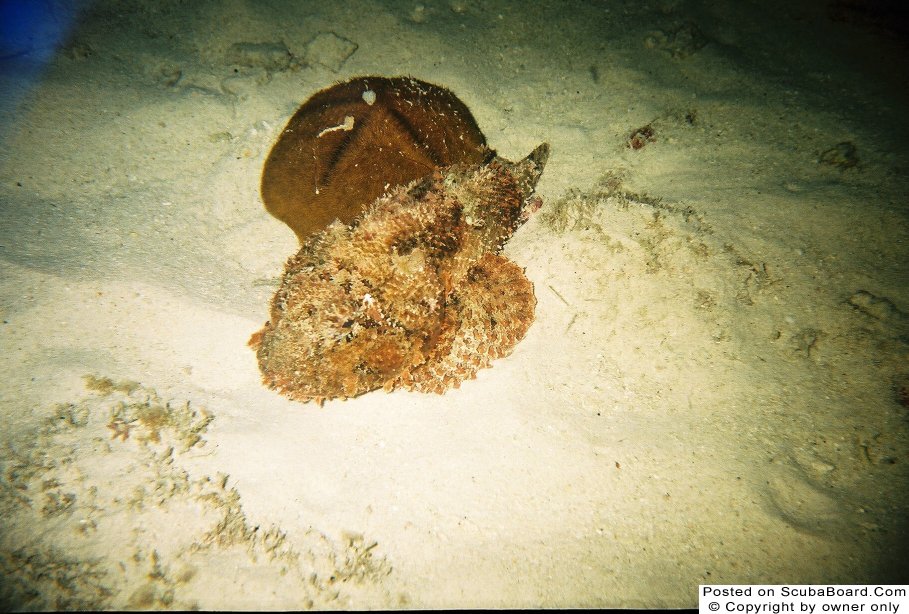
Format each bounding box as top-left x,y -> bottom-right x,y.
0,376 -> 393,610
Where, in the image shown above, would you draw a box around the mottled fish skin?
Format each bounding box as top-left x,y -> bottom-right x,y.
251,144 -> 550,403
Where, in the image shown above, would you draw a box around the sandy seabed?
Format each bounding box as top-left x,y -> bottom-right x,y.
1,0 -> 907,609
